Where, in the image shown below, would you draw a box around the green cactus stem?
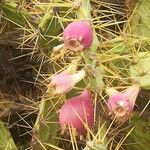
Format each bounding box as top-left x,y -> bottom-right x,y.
130,0 -> 150,38
83,122 -> 108,150
125,113 -> 150,150
0,1 -> 32,27
32,92 -> 62,149
76,0 -> 105,92
38,0 -> 74,53
83,141 -> 107,150
0,121 -> 17,150
130,52 -> 150,89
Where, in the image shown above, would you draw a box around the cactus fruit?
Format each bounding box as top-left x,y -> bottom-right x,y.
49,69 -> 86,94
47,59 -> 86,95
106,85 -> 140,121
59,90 -> 94,135
63,21 -> 93,51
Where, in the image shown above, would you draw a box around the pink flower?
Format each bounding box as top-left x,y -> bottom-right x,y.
49,68 -> 86,94
63,21 -> 93,51
59,90 -> 94,135
107,85 -> 140,121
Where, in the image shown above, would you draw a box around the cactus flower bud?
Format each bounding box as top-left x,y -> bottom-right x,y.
59,90 -> 94,135
63,21 -> 93,51
106,85 -> 140,121
50,69 -> 85,94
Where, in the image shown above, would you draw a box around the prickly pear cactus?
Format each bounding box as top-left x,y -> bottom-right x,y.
0,0 -> 150,149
